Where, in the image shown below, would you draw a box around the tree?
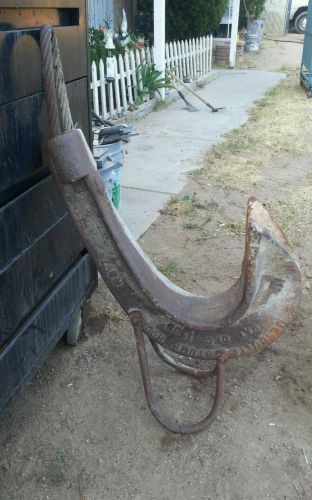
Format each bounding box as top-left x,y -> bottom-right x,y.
137,0 -> 228,40
137,0 -> 152,11
239,0 -> 266,29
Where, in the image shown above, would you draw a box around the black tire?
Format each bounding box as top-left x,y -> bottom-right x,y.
294,11 -> 307,34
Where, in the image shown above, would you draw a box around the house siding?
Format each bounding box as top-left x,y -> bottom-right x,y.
113,0 -> 137,31
88,0 -> 137,30
88,0 -> 114,28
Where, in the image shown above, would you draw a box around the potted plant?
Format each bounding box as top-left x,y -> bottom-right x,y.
239,0 -> 266,43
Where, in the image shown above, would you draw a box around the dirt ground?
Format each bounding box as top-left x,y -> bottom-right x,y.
237,33 -> 304,71
1,36 -> 312,500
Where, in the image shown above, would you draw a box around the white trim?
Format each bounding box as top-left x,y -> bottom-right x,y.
153,0 -> 166,99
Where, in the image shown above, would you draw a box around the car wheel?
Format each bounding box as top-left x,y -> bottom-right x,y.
294,11 -> 307,34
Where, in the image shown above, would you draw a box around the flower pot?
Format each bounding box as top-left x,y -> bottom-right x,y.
213,40 -> 245,64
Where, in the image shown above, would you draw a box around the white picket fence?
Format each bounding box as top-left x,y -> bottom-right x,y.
90,35 -> 213,120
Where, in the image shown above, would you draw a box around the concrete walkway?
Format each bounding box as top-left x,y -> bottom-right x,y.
119,69 -> 284,238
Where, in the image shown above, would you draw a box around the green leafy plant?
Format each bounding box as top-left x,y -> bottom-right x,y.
159,260 -> 178,277
135,63 -> 172,105
89,27 -> 107,66
88,28 -> 145,66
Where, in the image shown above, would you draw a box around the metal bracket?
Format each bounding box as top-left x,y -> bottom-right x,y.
130,311 -> 228,434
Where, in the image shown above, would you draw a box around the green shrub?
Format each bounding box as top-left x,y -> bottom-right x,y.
138,0 -> 227,40
137,0 -> 152,11
89,27 -> 106,66
166,0 -> 227,39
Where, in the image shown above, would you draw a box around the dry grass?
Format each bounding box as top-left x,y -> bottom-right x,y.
188,69 -> 312,247
163,193 -> 218,217
193,72 -> 312,191
270,186 -> 312,247
161,192 -> 221,241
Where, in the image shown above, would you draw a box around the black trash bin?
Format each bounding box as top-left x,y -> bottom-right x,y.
0,1 -> 97,410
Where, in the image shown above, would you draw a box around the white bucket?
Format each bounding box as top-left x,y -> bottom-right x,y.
245,33 -> 259,53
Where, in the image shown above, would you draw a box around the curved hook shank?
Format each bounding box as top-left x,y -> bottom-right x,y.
47,129 -> 302,360
132,314 -> 227,434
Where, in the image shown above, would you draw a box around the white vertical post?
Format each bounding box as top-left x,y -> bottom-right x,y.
99,59 -> 108,119
130,50 -> 138,100
229,0 -> 240,68
113,56 -> 121,116
154,0 -> 166,99
91,61 -> 99,116
124,52 -> 134,105
119,54 -> 128,114
209,35 -> 213,72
